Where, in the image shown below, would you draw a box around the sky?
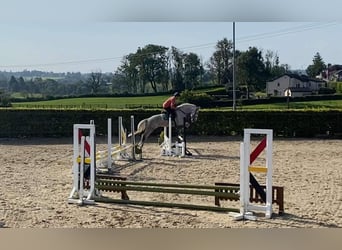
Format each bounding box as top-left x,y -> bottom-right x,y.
1,1 -> 342,74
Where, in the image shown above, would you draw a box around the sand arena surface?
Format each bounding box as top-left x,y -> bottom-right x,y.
0,136 -> 341,228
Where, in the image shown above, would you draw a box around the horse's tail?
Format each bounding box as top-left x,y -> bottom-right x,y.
128,119 -> 147,137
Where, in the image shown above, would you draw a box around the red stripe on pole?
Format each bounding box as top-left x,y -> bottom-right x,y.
250,137 -> 266,164
78,129 -> 91,155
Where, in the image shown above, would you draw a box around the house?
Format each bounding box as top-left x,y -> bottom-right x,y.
331,70 -> 342,81
320,64 -> 342,81
266,73 -> 327,97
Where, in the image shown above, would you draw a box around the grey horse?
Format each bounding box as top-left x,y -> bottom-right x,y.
130,103 -> 199,150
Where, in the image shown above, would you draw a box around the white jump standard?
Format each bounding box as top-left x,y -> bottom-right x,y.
160,116 -> 185,157
233,128 -> 273,220
68,116 -> 138,205
68,122 -> 97,205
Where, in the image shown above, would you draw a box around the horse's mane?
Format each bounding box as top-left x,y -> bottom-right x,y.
176,103 -> 196,110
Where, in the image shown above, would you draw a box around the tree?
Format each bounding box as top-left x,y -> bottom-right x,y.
119,53 -> 140,94
264,50 -> 289,79
183,52 -> 203,89
169,46 -> 185,91
208,38 -> 233,86
8,76 -> 18,92
118,44 -> 169,93
306,52 -> 326,78
111,71 -> 131,94
168,47 -> 204,91
0,89 -> 11,107
237,46 -> 266,92
139,44 -> 169,93
87,71 -> 104,94
17,77 -> 26,92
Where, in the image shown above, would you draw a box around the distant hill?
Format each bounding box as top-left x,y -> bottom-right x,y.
0,70 -> 67,79
0,70 -> 113,80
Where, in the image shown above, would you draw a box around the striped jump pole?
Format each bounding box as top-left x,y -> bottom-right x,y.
235,128 -> 273,220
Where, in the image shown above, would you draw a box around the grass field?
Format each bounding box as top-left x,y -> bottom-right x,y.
11,95 -> 342,110
12,95 -> 169,109
238,100 -> 342,110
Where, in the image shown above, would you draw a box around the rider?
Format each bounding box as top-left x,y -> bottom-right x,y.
163,91 -> 180,123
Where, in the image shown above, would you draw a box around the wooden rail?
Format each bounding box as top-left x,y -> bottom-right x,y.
94,177 -> 241,213
214,182 -> 284,215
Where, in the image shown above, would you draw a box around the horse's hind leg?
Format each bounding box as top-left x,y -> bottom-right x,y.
138,133 -> 145,149
139,128 -> 155,149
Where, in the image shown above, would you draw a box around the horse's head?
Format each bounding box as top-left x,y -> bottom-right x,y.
176,103 -> 200,128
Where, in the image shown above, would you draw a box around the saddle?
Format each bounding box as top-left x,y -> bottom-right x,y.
161,110 -> 173,121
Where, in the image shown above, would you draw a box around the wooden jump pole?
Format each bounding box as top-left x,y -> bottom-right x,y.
94,178 -> 241,213
96,184 -> 238,198
95,197 -> 240,213
96,179 -> 241,190
95,179 -> 240,198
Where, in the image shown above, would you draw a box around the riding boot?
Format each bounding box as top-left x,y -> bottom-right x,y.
172,117 -> 178,137
172,117 -> 177,127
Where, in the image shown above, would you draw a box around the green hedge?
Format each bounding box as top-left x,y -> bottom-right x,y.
0,109 -> 341,138
328,82 -> 342,93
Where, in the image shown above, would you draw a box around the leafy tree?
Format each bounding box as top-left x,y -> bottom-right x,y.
237,46 -> 266,92
208,38 -> 233,86
264,50 -> 289,79
119,53 -> 140,94
306,52 -> 326,78
8,76 -> 19,92
0,89 -> 11,107
17,77 -> 27,92
169,46 -> 185,91
87,71 -> 104,94
183,52 -> 204,89
169,47 -> 204,91
138,44 -> 169,93
111,71 -> 131,94
119,44 -> 169,93
43,79 -> 59,96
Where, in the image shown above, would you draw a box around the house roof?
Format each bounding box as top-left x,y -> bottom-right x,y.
268,73 -> 325,83
333,69 -> 342,76
328,64 -> 342,72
